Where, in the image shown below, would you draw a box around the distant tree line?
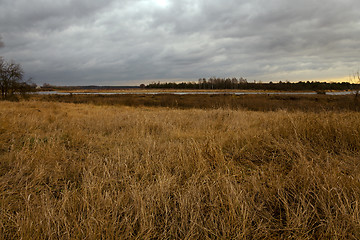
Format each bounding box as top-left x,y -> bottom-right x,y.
145,77 -> 360,91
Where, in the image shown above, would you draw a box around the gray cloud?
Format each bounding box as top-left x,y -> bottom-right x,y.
0,0 -> 359,85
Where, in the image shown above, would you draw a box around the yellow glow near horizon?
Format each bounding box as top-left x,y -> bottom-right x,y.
310,76 -> 351,83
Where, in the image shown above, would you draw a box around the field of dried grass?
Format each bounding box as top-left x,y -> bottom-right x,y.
1,99 -> 360,239
37,93 -> 360,111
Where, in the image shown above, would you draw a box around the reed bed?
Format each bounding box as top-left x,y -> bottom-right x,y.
36,93 -> 360,112
1,100 -> 360,239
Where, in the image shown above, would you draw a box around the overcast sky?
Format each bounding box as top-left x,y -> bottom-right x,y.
1,0 -> 359,86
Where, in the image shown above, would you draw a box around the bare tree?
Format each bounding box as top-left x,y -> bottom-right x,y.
351,71 -> 360,99
0,35 -> 4,48
0,57 -> 34,99
353,71 -> 360,83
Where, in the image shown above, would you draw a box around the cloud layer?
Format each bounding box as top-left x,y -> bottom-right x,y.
1,0 -> 359,85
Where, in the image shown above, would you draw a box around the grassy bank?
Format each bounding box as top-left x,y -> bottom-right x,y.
1,100 -> 360,239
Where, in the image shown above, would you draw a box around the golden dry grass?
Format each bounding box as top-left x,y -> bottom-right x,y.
1,100 -> 360,239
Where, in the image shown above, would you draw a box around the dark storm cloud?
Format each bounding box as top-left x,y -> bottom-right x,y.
0,0 -> 359,85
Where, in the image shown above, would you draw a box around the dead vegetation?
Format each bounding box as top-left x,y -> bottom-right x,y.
1,100 -> 360,239
35,93 -> 360,112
